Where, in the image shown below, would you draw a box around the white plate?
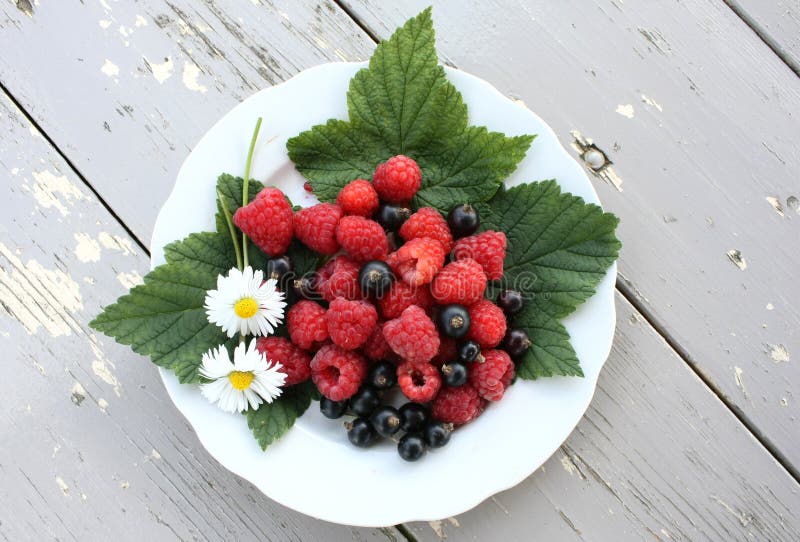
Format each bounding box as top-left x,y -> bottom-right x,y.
150,62 -> 617,527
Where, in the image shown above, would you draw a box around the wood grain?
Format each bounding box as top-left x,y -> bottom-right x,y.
725,0 -> 800,74
0,0 -> 375,243
407,295 -> 800,542
339,0 -> 800,474
0,90 -> 399,542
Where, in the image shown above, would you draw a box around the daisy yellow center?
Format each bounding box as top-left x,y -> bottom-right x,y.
228,370 -> 255,390
233,297 -> 259,319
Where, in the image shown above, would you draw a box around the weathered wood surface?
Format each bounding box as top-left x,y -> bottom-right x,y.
0,90 -> 399,542
726,0 -> 800,74
2,0 -> 800,540
340,0 -> 800,474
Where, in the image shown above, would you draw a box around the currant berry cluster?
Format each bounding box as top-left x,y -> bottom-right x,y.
234,154 -> 533,461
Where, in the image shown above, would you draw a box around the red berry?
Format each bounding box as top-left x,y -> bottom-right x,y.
378,280 -> 434,319
303,182 -> 314,193
469,349 -> 514,401
383,305 -> 440,363
336,216 -> 389,262
430,258 -> 487,306
431,383 -> 485,425
399,207 -> 453,252
326,297 -> 378,350
467,300 -> 507,349
397,362 -> 442,402
317,255 -> 361,301
293,203 -> 342,255
287,300 -> 329,350
362,321 -> 393,361
372,155 -> 422,203
386,238 -> 446,286
256,337 -> 311,386
336,179 -> 379,217
452,231 -> 507,280
432,335 -> 458,365
310,345 -> 367,401
232,187 -> 293,257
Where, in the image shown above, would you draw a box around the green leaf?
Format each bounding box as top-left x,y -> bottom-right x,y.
246,381 -> 316,450
90,233 -> 232,383
483,181 -> 620,378
286,8 -> 531,212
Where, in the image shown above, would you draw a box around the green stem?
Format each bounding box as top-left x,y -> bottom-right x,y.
217,190 -> 243,270
242,117 -> 263,269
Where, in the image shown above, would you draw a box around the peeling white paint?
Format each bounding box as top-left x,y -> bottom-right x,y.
615,103 -> 635,118
71,382 -> 86,406
312,36 -> 329,49
561,454 -> 582,477
52,444 -> 61,458
119,481 -> 130,489
99,0 -> 112,12
428,520 -> 445,539
769,344 -> 790,363
32,359 -> 46,376
150,448 -> 161,460
0,243 -> 83,336
734,366 -> 747,398
766,196 -> 784,217
447,517 -> 460,528
135,15 -> 147,27
101,59 -> 120,78
490,496 -> 510,516
74,233 -> 101,263
766,303 -> 774,311
182,61 -> 208,93
641,94 -> 663,112
98,232 -> 136,256
98,397 -> 109,412
30,169 -> 86,216
11,167 -> 19,175
99,19 -> 112,29
89,335 -> 121,397
56,476 -> 70,496
726,249 -> 747,271
177,18 -> 195,36
146,56 -> 173,84
781,397 -> 788,407
117,270 -> 143,289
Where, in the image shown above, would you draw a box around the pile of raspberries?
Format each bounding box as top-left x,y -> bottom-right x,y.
233,155 -> 530,461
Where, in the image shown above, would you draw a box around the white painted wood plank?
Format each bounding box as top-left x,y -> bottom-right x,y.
0,91 -> 400,542
726,0 -> 800,73
340,0 -> 800,474
408,295 -> 800,542
0,0 -> 375,244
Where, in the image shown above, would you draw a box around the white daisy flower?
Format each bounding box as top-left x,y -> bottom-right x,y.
199,340 -> 287,413
205,266 -> 286,338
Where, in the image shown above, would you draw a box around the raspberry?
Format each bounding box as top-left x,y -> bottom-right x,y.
294,203 -> 342,255
432,335 -> 458,365
336,179 -> 379,217
386,238 -> 445,286
469,349 -> 514,401
397,361 -> 442,402
399,207 -> 453,252
326,297 -> 378,350
372,155 -> 422,203
362,322 -> 392,361
336,216 -> 389,262
378,280 -> 434,319
233,187 -> 293,257
317,255 -> 361,301
430,258 -> 487,305
467,300 -> 507,349
287,300 -> 329,350
256,337 -> 311,386
303,182 -> 313,193
452,231 -> 507,280
431,383 -> 486,425
383,305 -> 440,363
310,345 -> 367,401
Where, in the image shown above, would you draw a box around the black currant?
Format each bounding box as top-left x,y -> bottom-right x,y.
320,396 -> 347,419
458,340 -> 483,363
266,255 -> 293,285
346,418 -> 378,447
423,421 -> 453,448
497,289 -> 524,315
437,304 -> 471,339
447,204 -> 480,238
504,328 -> 532,358
371,406 -> 401,438
398,433 -> 427,461
399,403 -> 429,433
291,274 -> 318,300
358,260 -> 394,297
441,361 -> 468,387
368,361 -> 397,390
377,203 -> 411,232
350,386 -> 381,417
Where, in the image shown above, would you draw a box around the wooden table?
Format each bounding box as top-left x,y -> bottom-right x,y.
2,1 -> 798,540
